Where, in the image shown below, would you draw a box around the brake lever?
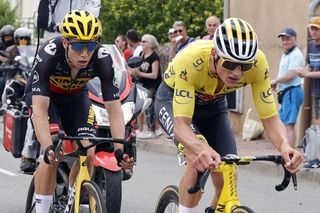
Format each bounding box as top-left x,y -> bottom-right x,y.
187,170 -> 210,194
275,155 -> 298,191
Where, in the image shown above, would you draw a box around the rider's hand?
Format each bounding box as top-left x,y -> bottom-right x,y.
185,142 -> 221,172
120,153 -> 134,170
115,149 -> 134,170
43,145 -> 63,166
280,144 -> 303,173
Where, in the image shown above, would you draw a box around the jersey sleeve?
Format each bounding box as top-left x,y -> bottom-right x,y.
172,53 -> 197,118
31,40 -> 57,97
95,46 -> 120,101
250,51 -> 278,119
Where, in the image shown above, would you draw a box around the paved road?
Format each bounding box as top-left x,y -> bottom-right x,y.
1,146 -> 319,213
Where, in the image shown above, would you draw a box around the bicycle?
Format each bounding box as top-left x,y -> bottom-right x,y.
154,154 -> 297,213
25,131 -> 130,213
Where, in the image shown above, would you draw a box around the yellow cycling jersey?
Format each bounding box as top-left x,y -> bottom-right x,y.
163,40 -> 277,119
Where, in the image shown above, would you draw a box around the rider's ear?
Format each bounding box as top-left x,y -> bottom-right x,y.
211,48 -> 217,57
61,37 -> 68,49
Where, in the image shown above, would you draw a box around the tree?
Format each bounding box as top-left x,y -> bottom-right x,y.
100,0 -> 223,43
0,0 -> 17,29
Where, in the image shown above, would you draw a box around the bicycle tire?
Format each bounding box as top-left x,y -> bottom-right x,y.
94,167 -> 122,213
154,185 -> 179,213
231,205 -> 255,213
25,167 -> 69,213
71,180 -> 106,213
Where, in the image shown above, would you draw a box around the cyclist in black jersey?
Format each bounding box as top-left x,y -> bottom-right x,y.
25,10 -> 134,212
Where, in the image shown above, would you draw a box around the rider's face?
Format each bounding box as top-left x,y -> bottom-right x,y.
211,50 -> 245,88
62,37 -> 96,69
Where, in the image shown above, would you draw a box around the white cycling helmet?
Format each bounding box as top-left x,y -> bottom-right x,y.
214,18 -> 258,63
14,27 -> 31,45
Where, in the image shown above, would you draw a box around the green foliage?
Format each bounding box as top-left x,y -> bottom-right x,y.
0,0 -> 17,29
100,0 -> 223,43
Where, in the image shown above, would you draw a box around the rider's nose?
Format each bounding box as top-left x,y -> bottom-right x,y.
80,48 -> 90,57
233,67 -> 243,77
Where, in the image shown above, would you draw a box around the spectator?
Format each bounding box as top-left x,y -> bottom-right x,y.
126,28 -> 143,57
0,25 -> 15,107
0,25 -> 15,51
297,17 -> 320,126
4,27 -> 37,172
40,0 -> 101,40
271,27 -> 304,148
169,21 -> 195,61
130,34 -> 163,138
115,35 -> 132,61
168,28 -> 177,43
202,16 -> 220,40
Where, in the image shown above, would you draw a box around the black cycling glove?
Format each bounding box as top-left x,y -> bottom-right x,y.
43,144 -> 56,164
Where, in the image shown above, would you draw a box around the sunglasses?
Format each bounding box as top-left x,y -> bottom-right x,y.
67,40 -> 98,52
217,56 -> 253,72
19,36 -> 29,40
174,29 -> 184,33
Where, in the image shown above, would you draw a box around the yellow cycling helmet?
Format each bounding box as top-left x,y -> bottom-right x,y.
61,10 -> 102,40
214,18 -> 258,63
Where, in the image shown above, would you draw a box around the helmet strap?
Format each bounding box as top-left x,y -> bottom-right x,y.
65,43 -> 72,65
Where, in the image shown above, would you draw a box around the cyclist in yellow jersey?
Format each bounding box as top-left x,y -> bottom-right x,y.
155,18 -> 303,213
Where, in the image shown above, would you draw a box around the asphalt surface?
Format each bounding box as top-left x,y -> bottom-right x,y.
137,132 -> 320,184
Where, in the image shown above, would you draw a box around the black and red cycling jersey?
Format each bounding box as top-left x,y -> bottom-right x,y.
25,36 -> 120,102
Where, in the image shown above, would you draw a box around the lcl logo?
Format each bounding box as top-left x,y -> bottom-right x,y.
175,89 -> 193,98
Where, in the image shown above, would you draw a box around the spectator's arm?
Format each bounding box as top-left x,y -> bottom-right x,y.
297,65 -> 320,78
274,69 -> 298,83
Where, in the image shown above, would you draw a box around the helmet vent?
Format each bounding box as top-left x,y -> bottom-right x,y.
70,26 -> 78,36
62,26 -> 69,34
87,20 -> 93,35
93,27 -> 99,37
75,10 -> 81,17
68,17 -> 73,23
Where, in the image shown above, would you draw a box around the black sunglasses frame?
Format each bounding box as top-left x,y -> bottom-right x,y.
174,29 -> 184,33
215,56 -> 253,72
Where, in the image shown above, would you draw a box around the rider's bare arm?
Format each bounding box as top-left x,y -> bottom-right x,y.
32,95 -> 52,149
261,115 -> 288,151
174,116 -> 220,171
261,115 -> 303,172
104,99 -> 125,151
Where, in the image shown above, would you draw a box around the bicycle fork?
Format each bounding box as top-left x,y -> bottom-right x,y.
64,155 -> 91,213
214,163 -> 241,213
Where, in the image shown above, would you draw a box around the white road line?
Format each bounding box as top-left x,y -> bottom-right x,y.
0,168 -> 18,176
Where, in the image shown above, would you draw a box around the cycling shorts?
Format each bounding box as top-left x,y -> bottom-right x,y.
155,82 -> 237,156
27,91 -> 97,137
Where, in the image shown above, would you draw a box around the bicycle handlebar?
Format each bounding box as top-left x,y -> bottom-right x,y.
187,155 -> 298,194
52,131 -> 131,161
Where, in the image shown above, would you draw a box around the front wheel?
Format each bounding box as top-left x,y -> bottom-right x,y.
232,205 -> 255,213
25,167 -> 69,213
72,180 -> 106,213
94,167 -> 122,213
154,185 -> 179,213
